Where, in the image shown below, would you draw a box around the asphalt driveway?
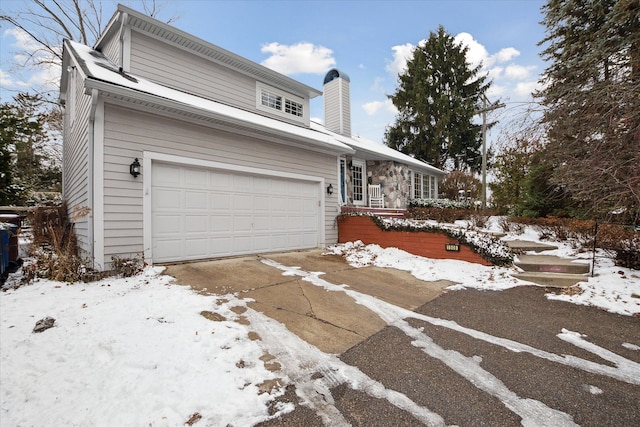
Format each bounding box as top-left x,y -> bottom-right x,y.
166,250 -> 640,426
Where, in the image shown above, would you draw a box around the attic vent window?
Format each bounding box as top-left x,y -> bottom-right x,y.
257,83 -> 305,120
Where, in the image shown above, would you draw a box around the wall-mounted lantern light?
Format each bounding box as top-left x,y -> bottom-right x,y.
327,183 -> 333,195
130,158 -> 141,177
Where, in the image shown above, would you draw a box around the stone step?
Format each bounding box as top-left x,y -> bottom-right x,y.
505,239 -> 558,253
515,254 -> 591,274
512,271 -> 588,288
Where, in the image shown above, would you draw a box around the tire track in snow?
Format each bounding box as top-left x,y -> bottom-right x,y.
261,259 -> 640,385
261,259 -> 640,425
241,304 -> 448,426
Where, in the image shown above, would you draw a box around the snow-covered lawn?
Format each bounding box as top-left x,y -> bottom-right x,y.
1,220 -> 638,425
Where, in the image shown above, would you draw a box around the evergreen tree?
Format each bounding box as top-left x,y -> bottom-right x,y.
0,93 -> 61,205
537,0 -> 640,218
384,26 -> 492,172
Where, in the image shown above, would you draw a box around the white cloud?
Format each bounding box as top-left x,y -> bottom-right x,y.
362,98 -> 397,116
5,27 -> 40,52
504,64 -> 536,80
487,84 -> 507,97
494,47 -> 520,64
370,76 -> 386,93
0,69 -> 14,87
454,32 -> 520,69
514,81 -> 541,97
2,27 -> 61,92
260,42 -> 335,75
385,42 -> 415,76
488,66 -> 503,80
454,32 -> 489,68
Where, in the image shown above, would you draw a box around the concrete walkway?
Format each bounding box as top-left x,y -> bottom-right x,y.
165,250 -> 451,354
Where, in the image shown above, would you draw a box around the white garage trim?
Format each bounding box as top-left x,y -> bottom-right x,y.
142,151 -> 326,263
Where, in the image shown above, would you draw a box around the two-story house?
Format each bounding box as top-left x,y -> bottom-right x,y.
60,4 -> 443,269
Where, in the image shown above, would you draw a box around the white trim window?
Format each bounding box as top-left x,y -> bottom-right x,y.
413,171 -> 437,199
256,83 -> 305,121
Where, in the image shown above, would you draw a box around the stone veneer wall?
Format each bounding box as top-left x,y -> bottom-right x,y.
366,160 -> 412,209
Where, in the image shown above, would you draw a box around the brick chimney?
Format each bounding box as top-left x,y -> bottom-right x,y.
323,69 -> 351,137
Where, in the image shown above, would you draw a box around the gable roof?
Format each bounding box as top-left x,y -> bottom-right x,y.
310,121 -> 445,176
95,4 -> 322,100
62,39 -> 353,156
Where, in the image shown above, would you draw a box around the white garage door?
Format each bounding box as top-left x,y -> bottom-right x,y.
151,162 -> 320,263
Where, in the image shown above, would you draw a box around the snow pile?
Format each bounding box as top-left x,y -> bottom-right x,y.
329,240 -> 522,291
0,268 -> 286,426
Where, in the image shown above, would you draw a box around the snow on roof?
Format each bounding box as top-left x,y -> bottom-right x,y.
65,39 -> 444,174
310,121 -> 445,175
64,40 -> 353,155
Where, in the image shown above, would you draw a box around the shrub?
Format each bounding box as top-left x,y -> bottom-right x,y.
405,207 -> 472,223
408,198 -> 473,209
111,254 -> 145,277
23,203 -> 101,283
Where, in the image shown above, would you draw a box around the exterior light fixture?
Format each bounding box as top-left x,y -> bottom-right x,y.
130,158 -> 141,177
327,183 -> 333,195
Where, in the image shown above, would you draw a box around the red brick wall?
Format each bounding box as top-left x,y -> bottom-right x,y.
338,215 -> 492,266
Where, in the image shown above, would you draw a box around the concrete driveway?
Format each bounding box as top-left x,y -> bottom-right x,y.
166,249 -> 451,354
165,250 -> 640,426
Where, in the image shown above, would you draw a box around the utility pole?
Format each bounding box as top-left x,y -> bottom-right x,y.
477,96 -> 505,209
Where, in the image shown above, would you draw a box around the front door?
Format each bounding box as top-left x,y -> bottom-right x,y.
351,160 -> 365,206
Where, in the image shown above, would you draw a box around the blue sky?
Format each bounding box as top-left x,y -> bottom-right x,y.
1,0 -> 547,145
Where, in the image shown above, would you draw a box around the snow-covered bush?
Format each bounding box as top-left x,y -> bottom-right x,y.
408,198 -> 473,209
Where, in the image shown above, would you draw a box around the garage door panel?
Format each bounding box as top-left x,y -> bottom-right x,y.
153,164 -> 181,185
153,214 -> 182,234
185,215 -> 208,233
234,194 -> 253,211
210,171 -> 231,189
185,238 -> 208,257
210,215 -> 231,232
212,193 -> 232,210
233,175 -> 252,192
152,162 -> 320,263
185,168 -> 208,188
185,191 -> 208,210
154,239 -> 183,260
153,188 -> 182,209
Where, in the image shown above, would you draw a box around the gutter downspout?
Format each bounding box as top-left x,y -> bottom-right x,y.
88,88 -> 99,268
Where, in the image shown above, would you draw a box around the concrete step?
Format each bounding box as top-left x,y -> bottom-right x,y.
512,271 -> 588,288
505,240 -> 558,253
515,254 -> 591,274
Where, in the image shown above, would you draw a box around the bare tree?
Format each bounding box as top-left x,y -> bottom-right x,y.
1,0 -> 177,100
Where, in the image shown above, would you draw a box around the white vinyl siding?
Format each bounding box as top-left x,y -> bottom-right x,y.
62,68 -> 92,257
128,31 -> 310,126
101,103 -> 338,264
100,31 -> 122,68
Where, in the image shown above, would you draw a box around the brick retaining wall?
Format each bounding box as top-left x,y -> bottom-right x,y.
338,215 -> 492,266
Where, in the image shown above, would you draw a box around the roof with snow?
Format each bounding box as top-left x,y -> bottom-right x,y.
310,121 -> 445,175
61,40 -> 353,156
61,38 -> 443,174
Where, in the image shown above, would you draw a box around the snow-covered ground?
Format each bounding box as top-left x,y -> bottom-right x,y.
1,221 -> 638,425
